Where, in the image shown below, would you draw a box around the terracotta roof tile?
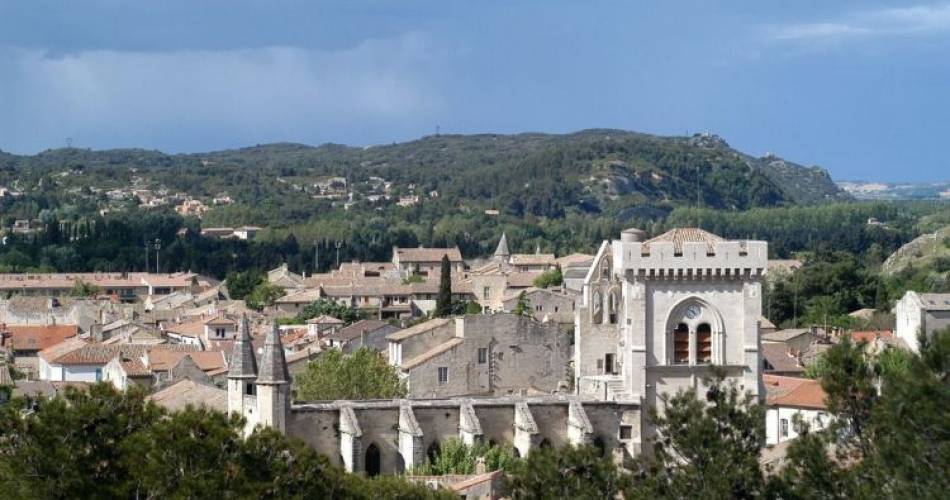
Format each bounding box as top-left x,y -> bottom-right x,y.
395,247 -> 463,263
645,228 -> 725,253
3,325 -> 78,351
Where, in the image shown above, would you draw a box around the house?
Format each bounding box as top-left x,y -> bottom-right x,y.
324,319 -> 402,353
1,324 -> 78,378
387,314 -> 571,399
104,349 -> 228,390
761,328 -> 822,355
764,375 -> 829,445
39,341 -> 198,382
148,378 -> 228,413
392,246 -> 464,277
0,272 -> 214,300
894,291 -> 950,352
501,288 -> 576,324
164,314 -> 239,349
760,343 -> 806,376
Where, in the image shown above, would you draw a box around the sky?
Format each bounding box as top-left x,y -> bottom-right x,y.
1,1 -> 948,182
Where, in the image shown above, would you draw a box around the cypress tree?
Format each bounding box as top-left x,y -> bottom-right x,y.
435,255 -> 452,317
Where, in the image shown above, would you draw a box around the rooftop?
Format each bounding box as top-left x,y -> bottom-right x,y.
394,247 -> 463,263
386,317 -> 451,342
644,228 -> 725,253
2,324 -> 78,351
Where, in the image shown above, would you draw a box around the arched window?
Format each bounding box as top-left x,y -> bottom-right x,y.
696,323 -> 712,364
591,291 -> 603,324
672,323 -> 690,364
365,443 -> 381,477
427,441 -> 441,462
607,291 -> 618,324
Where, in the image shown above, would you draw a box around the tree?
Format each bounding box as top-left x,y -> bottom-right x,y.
512,291 -> 532,317
780,327 -> 950,498
295,348 -> 407,401
246,282 -> 285,311
413,438 -> 518,475
630,374 -> 769,498
435,255 -> 452,317
532,268 -> 562,288
69,278 -> 101,297
0,383 -> 449,499
287,298 -> 363,325
225,270 -> 264,300
506,445 -> 629,499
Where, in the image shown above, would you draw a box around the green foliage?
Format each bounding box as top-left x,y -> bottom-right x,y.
512,291 -> 532,317
245,282 -> 285,311
225,269 -> 265,300
286,298 -> 363,325
0,383 -> 448,499
532,268 -> 563,288
435,255 -> 452,318
630,375 -> 769,498
68,278 -> 100,297
413,438 -> 518,475
778,327 -> 950,498
506,445 -> 629,499
402,274 -> 424,284
295,348 -> 406,401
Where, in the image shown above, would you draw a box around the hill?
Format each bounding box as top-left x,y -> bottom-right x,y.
0,129 -> 849,220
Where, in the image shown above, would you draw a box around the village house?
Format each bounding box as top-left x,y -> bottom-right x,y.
324,319 -> 402,353
163,313 -> 239,349
386,314 -> 572,399
0,324 -> 79,379
392,246 -> 465,277
763,375 -> 829,445
501,287 -> 576,324
38,340 -> 198,382
0,272 -> 215,301
895,291 -> 950,352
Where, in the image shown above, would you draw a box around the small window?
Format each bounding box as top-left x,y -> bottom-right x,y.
483,287 -> 491,300
245,383 -> 254,396
619,425 -> 633,440
477,348 -> 488,364
554,306 -> 559,313
780,418 -> 789,438
596,359 -> 604,372
437,367 -> 448,385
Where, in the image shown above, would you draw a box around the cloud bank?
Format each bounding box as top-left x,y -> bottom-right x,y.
769,2 -> 950,42
0,32 -> 445,153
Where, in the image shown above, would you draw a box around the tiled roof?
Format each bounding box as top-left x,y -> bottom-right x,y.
762,329 -> 817,343
147,379 -> 228,413
386,317 -> 451,342
327,320 -> 396,342
918,293 -> 950,311
401,337 -> 464,370
850,330 -> 894,344
510,254 -> 556,266
52,343 -> 198,366
120,357 -> 151,377
761,343 -> 804,374
394,247 -> 463,263
37,337 -> 88,363
147,350 -> 227,372
307,315 -> 344,325
3,324 -> 78,351
764,375 -> 827,410
645,228 -> 725,252
0,272 -> 201,290
556,253 -> 594,268
506,271 -> 544,288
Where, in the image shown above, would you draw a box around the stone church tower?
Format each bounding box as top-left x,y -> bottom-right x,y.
575,227 -> 767,450
227,316 -> 290,434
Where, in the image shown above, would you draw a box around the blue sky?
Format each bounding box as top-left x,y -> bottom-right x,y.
1,1 -> 948,182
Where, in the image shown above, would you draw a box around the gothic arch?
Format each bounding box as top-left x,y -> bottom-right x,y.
591,290 -> 603,324
607,286 -> 621,324
365,443 -> 381,477
664,297 -> 725,365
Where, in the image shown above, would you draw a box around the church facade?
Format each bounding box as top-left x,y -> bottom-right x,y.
229,227 -> 767,474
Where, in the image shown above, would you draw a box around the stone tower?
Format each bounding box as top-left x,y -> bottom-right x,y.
256,322 -> 291,433
227,314 -> 258,419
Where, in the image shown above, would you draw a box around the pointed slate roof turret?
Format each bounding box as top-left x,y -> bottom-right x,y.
494,233 -> 510,259
256,322 -> 290,385
227,314 -> 257,380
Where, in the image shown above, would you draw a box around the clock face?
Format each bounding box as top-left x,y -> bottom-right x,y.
685,305 -> 701,319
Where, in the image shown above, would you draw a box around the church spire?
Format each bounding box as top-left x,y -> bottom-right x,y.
228,314 -> 257,380
256,322 -> 289,385
494,233 -> 510,259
